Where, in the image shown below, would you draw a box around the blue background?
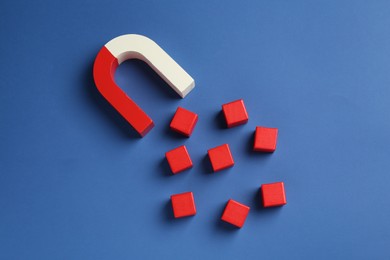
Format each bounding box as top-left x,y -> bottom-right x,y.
1,0 -> 390,259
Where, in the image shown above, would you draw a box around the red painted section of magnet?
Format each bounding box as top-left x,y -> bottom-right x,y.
170,192 -> 197,218
93,46 -> 154,137
261,182 -> 287,207
221,199 -> 250,228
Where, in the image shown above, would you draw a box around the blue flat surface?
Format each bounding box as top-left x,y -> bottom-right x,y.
1,1 -> 390,259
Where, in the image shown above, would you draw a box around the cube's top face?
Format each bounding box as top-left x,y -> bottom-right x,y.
261,182 -> 287,207
170,107 -> 198,137
170,192 -> 196,218
207,144 -> 234,172
254,126 -> 278,152
222,99 -> 249,128
165,145 -> 192,174
221,199 -> 250,228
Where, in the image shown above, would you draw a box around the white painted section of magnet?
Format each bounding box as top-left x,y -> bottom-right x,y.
105,34 -> 195,98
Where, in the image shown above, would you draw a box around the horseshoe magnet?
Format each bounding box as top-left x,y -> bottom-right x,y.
93,34 -> 195,137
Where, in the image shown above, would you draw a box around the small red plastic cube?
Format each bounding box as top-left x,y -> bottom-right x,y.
170,107 -> 198,137
222,99 -> 249,128
221,199 -> 250,228
207,144 -> 234,172
253,126 -> 278,152
261,182 -> 287,207
170,192 -> 197,218
165,145 -> 193,174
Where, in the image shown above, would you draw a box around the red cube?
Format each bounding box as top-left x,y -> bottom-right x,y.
253,126 -> 278,152
221,199 -> 250,228
261,182 -> 287,207
170,192 -> 197,218
207,144 -> 234,172
222,99 -> 249,128
170,107 -> 198,137
165,145 -> 193,174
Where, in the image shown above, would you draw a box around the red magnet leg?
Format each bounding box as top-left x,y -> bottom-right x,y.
93,46 -> 154,137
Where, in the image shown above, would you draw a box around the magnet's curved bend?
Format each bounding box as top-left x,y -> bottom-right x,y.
93,34 -> 195,137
